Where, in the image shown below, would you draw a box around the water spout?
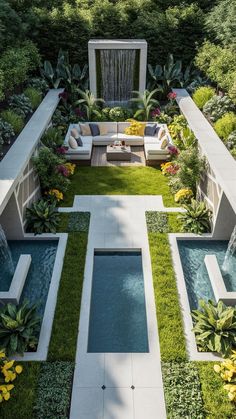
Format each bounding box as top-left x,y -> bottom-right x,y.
100,49 -> 136,104
0,225 -> 14,275
222,225 -> 236,273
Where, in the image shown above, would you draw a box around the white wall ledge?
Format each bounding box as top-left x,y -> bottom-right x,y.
0,254 -> 31,304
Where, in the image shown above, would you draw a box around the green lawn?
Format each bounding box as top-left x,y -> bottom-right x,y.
62,166 -> 176,207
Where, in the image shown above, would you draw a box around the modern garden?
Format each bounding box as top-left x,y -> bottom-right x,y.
0,0 -> 236,418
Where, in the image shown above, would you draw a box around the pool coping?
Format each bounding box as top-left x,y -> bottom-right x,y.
13,232 -> 68,361
169,232 -> 224,361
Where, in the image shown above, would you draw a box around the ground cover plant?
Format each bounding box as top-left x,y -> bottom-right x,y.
162,361 -> 205,418
61,167 -> 176,208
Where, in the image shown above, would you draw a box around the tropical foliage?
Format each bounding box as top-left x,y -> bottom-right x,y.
26,199 -> 60,234
0,302 -> 40,356
178,199 -> 212,234
192,300 -> 236,357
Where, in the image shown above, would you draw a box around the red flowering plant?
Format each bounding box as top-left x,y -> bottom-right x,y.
56,164 -> 69,177
56,146 -> 68,155
59,91 -> 69,102
74,108 -> 86,119
161,162 -> 179,176
167,92 -> 177,102
168,145 -> 179,157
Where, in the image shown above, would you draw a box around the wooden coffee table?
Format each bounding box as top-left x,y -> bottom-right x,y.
106,145 -> 131,161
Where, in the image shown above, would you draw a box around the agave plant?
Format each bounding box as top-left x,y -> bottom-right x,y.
26,199 -> 60,234
192,300 -> 236,357
130,89 -> 160,121
0,301 -> 40,356
178,199 -> 212,234
76,89 -> 104,121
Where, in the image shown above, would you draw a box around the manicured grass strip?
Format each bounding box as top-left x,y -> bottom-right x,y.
56,212 -> 69,232
0,362 -> 40,419
62,166 -> 176,208
196,362 -> 236,419
34,361 -> 74,419
162,362 -> 205,419
148,230 -> 186,361
48,231 -> 88,361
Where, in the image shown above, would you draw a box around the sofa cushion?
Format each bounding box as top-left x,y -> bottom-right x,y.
117,122 -> 130,134
68,136 -> 78,149
145,123 -> 157,136
145,143 -> 170,155
157,126 -> 166,141
93,122 -> 117,133
144,136 -> 159,144
80,123 -> 91,136
117,133 -> 143,141
99,123 -> 108,135
89,123 -> 100,137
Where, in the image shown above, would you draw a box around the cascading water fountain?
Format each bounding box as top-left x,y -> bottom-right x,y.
0,224 -> 14,276
100,49 -> 136,106
222,225 -> 236,273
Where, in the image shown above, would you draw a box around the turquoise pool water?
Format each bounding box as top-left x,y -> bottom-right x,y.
177,240 -> 236,310
88,251 -> 149,353
0,240 -> 57,317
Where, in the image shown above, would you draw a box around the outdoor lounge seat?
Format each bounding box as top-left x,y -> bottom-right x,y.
144,143 -> 170,161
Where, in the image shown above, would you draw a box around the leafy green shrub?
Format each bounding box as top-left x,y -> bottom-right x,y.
0,118 -> 15,145
0,301 -> 40,356
109,106 -> 131,121
0,70 -> 4,101
23,87 -> 42,110
131,89 -> 160,121
41,127 -> 64,149
32,147 -> 70,193
162,362 -> 205,419
9,94 -> 32,118
178,199 -> 212,234
0,41 -> 41,92
192,86 -> 215,109
214,112 -> 236,141
26,199 -> 60,234
203,95 -> 235,122
1,110 -> 24,135
76,89 -> 103,121
226,131 -> 236,150
174,148 -> 205,194
34,361 -> 74,419
27,77 -> 49,94
192,300 -> 236,357
146,212 -> 168,233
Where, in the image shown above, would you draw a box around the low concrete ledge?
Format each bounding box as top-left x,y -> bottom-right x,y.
205,255 -> 236,305
0,254 -> 31,304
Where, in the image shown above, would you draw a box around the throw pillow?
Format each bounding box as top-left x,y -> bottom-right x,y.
160,135 -> 169,149
125,120 -> 146,136
145,123 -> 157,136
99,123 -> 108,135
157,127 -> 166,141
71,127 -> 80,138
76,137 -> 83,147
68,135 -> 78,149
89,123 -> 100,137
80,123 -> 91,136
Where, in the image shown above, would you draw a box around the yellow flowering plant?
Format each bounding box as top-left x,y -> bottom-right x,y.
47,189 -> 63,202
214,351 -> 236,402
161,161 -> 179,176
64,163 -> 76,176
124,119 -> 146,136
174,188 -> 193,203
0,351 -> 23,403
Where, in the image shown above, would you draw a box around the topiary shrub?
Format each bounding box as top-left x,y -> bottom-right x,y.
1,110 -> 24,135
23,87 -> 42,110
214,112 -> 236,141
192,86 -> 215,109
203,95 -> 235,122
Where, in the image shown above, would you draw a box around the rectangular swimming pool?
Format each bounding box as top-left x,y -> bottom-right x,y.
87,250 -> 149,353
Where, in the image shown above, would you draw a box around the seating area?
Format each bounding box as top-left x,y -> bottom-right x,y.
64,121 -> 172,164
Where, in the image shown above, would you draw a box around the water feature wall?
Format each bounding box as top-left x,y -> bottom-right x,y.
223,225 -> 236,272
89,40 -> 147,104
0,224 -> 14,275
100,49 -> 136,105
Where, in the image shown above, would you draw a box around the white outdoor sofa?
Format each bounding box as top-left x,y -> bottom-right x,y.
63,121 -> 172,163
